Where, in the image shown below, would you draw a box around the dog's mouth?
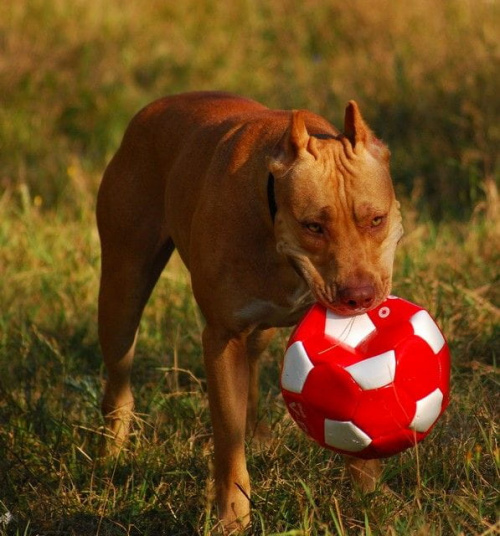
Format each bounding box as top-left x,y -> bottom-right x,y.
288,255 -> 388,317
315,290 -> 383,317
326,302 -> 378,317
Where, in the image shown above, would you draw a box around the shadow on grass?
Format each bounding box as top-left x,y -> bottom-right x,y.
4,511 -> 204,536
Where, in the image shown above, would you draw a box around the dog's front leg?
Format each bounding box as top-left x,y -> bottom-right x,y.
246,328 -> 276,443
203,325 -> 252,531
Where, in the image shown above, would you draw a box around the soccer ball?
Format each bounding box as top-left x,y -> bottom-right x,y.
281,296 -> 450,458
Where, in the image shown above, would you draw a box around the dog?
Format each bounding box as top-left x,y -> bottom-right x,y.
96,91 -> 403,531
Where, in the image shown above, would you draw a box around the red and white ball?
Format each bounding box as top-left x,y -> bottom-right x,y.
281,296 -> 450,459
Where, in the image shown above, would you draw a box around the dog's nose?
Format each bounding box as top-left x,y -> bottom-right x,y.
338,285 -> 375,310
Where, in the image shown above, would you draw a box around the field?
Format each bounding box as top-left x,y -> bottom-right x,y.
0,0 -> 498,534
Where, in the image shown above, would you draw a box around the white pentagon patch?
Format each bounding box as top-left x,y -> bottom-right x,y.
345,350 -> 396,390
410,310 -> 445,354
281,341 -> 314,394
410,388 -> 444,433
324,419 -> 372,452
325,311 -> 376,348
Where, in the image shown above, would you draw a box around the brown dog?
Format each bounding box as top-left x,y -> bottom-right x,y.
96,92 -> 403,531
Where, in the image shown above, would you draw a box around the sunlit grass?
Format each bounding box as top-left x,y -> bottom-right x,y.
0,178 -> 498,535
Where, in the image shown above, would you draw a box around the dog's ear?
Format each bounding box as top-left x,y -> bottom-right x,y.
267,110 -> 315,176
344,101 -> 390,160
343,100 -> 373,148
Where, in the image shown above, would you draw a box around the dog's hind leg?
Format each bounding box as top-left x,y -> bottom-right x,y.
97,236 -> 175,452
344,455 -> 383,492
96,124 -> 176,452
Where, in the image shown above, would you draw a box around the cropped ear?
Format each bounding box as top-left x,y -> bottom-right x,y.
344,100 -> 390,160
343,100 -> 373,149
267,110 -> 311,176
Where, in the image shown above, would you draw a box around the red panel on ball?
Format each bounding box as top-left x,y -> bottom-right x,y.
302,363 -> 361,421
353,386 -> 415,438
395,337 -> 443,400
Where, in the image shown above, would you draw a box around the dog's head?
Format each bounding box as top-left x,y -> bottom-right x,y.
268,101 -> 403,316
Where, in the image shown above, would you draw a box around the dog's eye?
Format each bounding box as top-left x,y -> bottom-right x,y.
304,222 -> 324,234
371,216 -> 385,227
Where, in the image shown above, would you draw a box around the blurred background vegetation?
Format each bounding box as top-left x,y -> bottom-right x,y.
1,0 -> 498,220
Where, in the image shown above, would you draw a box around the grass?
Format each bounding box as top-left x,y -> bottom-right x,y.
0,0 -> 499,534
0,186 -> 498,535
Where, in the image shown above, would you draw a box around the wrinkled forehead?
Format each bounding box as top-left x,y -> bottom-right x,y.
349,150 -> 394,202
287,144 -> 395,211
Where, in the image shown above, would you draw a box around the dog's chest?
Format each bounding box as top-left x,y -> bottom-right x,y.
234,285 -> 314,329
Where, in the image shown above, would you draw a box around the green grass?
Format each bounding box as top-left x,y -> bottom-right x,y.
0,0 -> 499,534
0,191 -> 498,535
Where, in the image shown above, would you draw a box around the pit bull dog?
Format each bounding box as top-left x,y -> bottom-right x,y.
96,91 -> 403,531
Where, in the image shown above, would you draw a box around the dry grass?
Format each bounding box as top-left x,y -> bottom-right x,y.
0,186 -> 498,535
0,0 -> 498,534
